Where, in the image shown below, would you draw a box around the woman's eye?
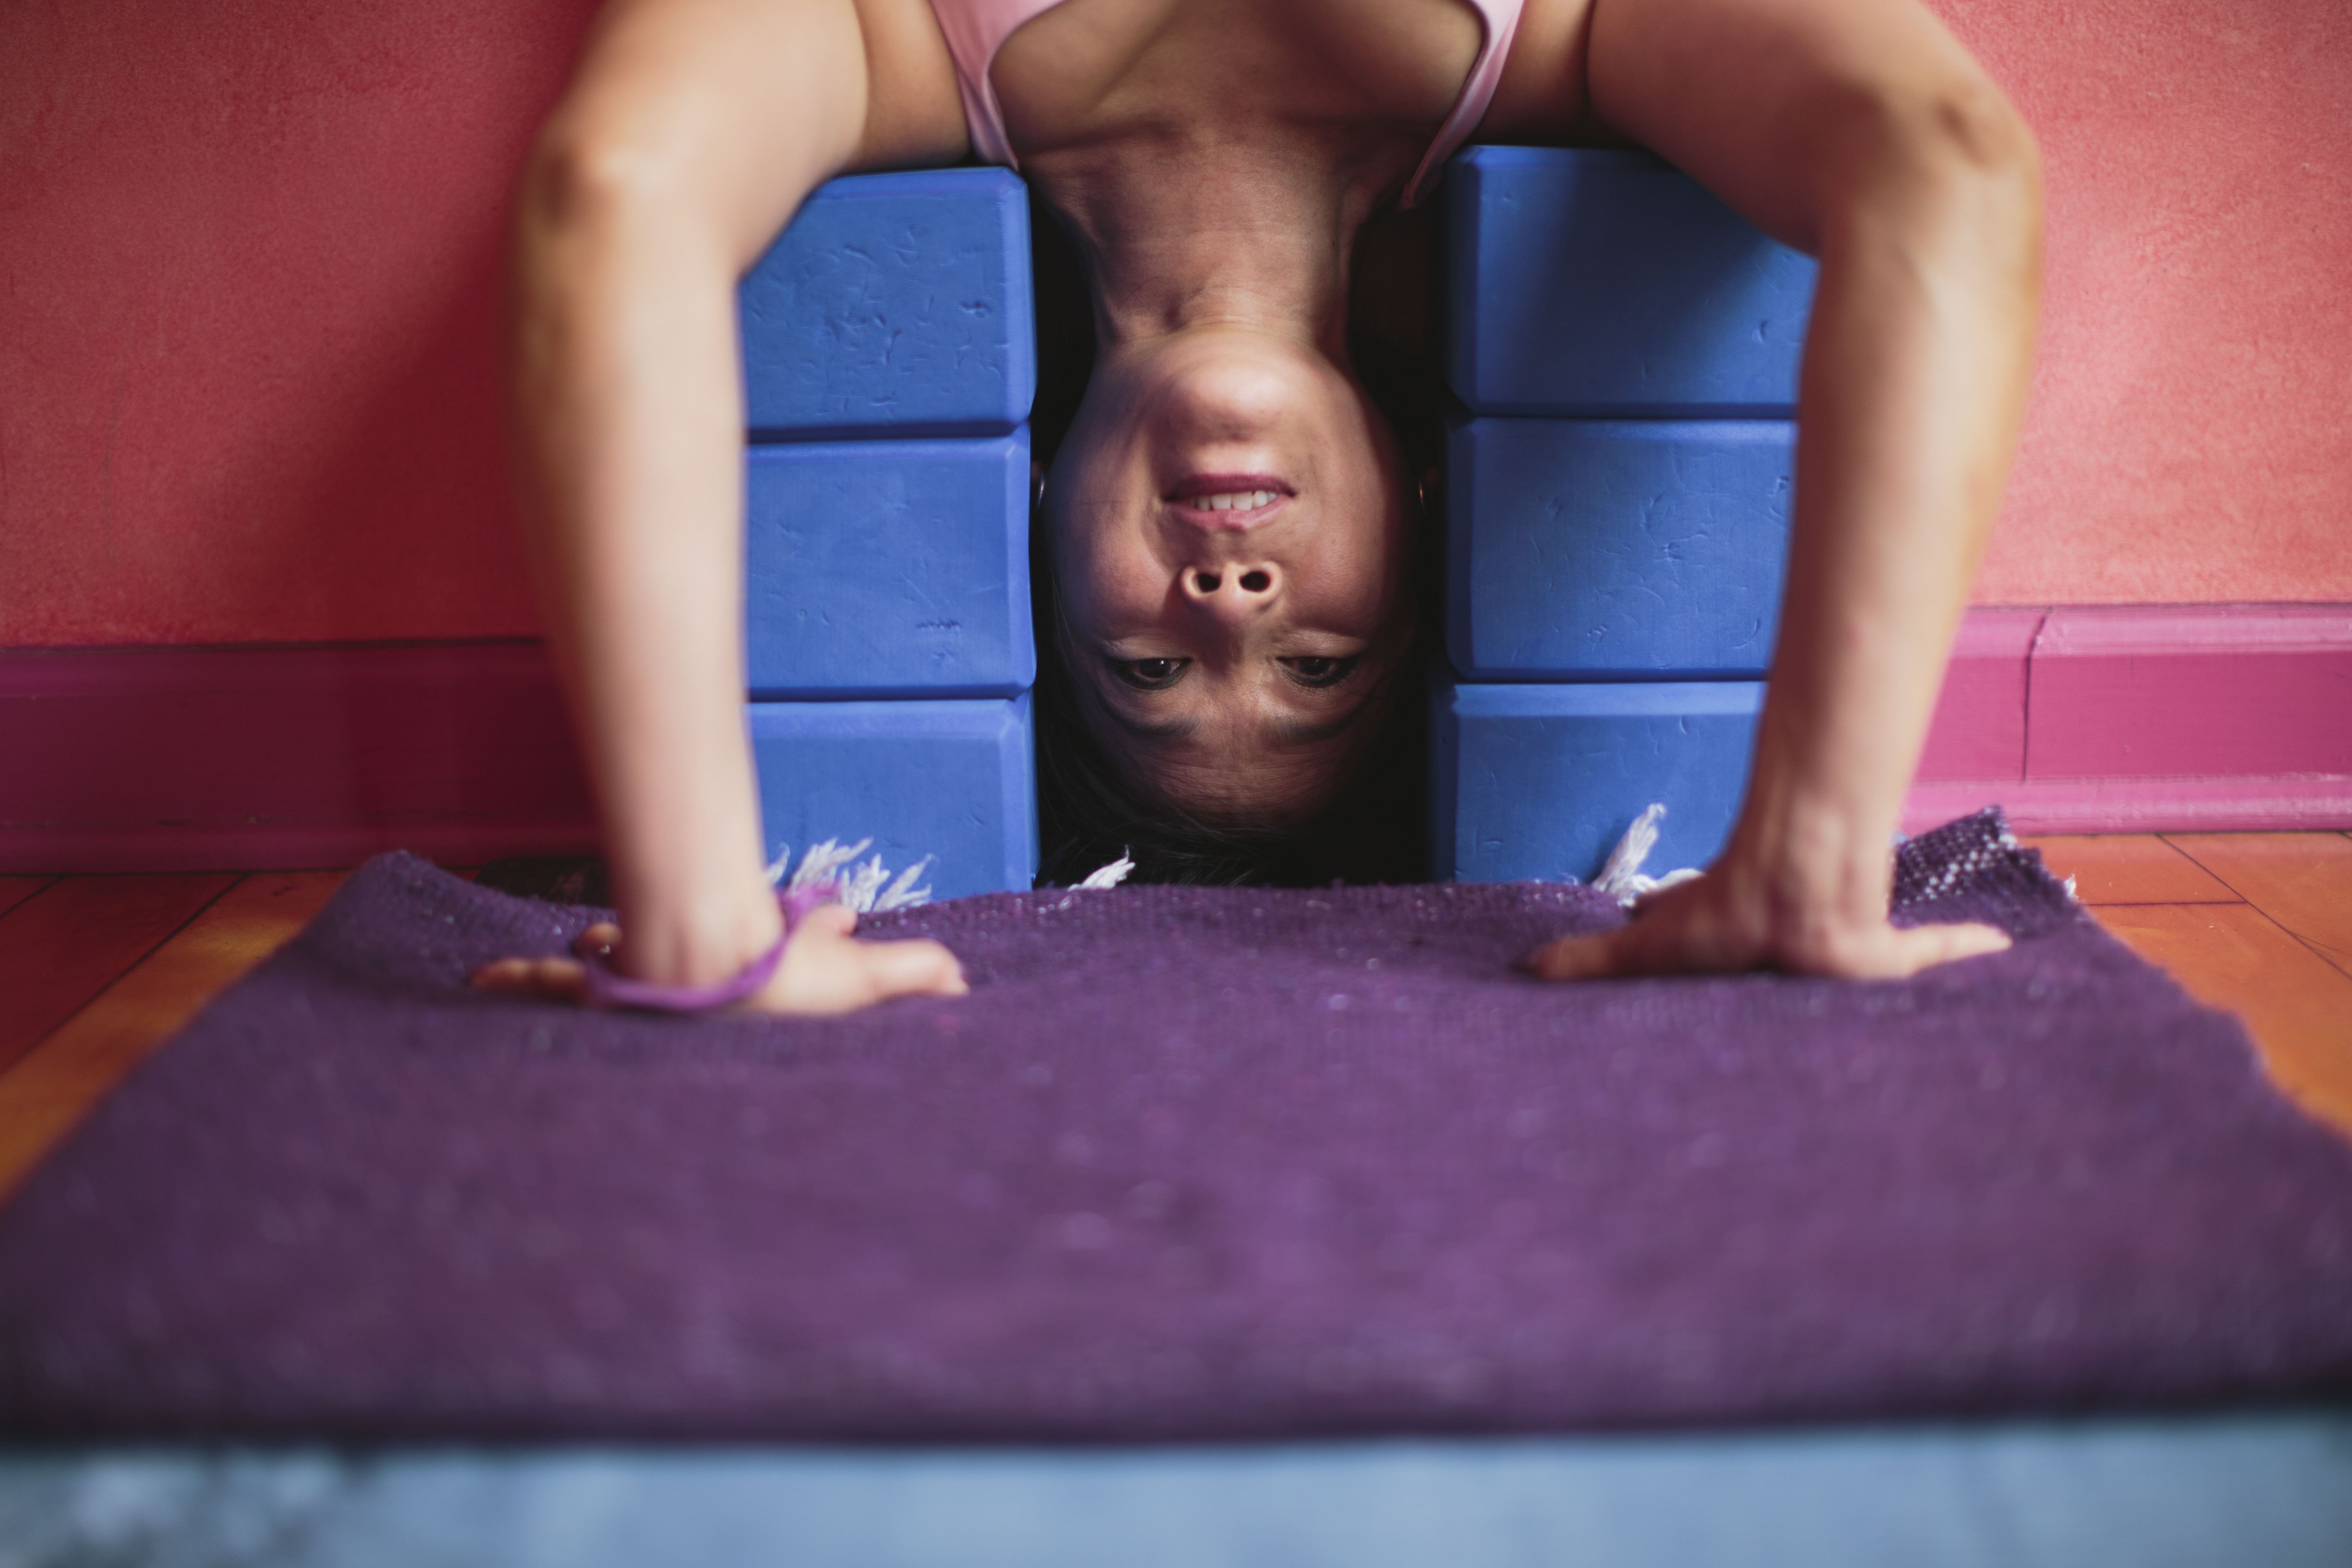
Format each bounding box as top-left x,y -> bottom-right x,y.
1282,655 -> 1361,688
1110,657 -> 1189,690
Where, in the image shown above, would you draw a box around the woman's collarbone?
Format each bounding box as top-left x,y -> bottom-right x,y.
990,0 -> 1481,151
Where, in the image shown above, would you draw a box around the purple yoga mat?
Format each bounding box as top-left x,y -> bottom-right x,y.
2,812 -> 2348,1441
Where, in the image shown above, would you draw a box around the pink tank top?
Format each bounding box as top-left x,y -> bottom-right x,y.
927,0 -> 1526,209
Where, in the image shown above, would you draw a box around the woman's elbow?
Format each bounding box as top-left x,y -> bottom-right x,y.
512,98 -> 724,292
506,114 -> 713,402
520,118 -> 660,246
1914,78 -> 2042,251
1818,74 -> 2044,294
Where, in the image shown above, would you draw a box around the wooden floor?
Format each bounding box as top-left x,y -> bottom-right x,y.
1,834 -> 2348,1201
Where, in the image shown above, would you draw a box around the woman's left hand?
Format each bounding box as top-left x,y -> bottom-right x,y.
1518,858 -> 2010,984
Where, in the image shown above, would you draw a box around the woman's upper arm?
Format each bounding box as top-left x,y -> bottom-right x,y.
528,0 -> 969,269
1488,0 -> 2034,252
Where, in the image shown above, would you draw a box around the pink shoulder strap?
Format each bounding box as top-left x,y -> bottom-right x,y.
1401,0 -> 1525,209
925,0 -> 1525,206
927,0 -> 1056,168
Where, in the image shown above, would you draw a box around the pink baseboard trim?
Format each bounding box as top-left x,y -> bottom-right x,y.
7,821 -> 605,878
1905,601 -> 2352,835
2025,604 -> 2352,778
1913,608 -> 2041,782
1901,776 -> 2352,837
4,605 -> 2347,872
0,642 -> 597,873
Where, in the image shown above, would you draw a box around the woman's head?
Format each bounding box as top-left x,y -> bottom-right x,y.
1044,322 -> 1415,831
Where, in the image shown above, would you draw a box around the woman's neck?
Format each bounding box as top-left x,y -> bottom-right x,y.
1031,128 -> 1403,364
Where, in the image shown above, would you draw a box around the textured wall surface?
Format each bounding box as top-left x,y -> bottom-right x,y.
1940,0 -> 2352,604
2,0 -> 2346,647
0,0 -> 589,646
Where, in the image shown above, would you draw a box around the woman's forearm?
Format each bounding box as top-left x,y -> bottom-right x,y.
498,0 -> 905,989
1726,95 -> 2043,925
510,149 -> 795,986
492,0 -> 964,999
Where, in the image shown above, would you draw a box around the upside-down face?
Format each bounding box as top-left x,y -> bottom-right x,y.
1047,324 -> 1414,824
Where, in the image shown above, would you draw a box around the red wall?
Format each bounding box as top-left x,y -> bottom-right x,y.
2,0 -> 2347,648
0,0 -> 588,646
1945,0 -> 2352,604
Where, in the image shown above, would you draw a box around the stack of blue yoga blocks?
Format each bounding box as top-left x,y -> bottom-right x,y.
1434,146 -> 1817,884
737,169 -> 1039,897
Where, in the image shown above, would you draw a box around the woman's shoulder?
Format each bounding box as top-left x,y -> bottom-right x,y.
1476,0 -> 1604,144
844,0 -> 974,171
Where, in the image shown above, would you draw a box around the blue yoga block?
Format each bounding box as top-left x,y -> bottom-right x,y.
1447,417 -> 1793,680
744,428 -> 1033,699
747,695 -> 1037,899
1442,147 -> 1817,416
1433,681 -> 1762,884
739,168 -> 1035,438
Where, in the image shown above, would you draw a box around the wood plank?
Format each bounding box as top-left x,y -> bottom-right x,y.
2094,903 -> 2352,1139
2165,831 -> 2352,978
0,873 -> 237,1071
2020,834 -> 2239,905
0,876 -> 54,921
0,871 -> 346,1202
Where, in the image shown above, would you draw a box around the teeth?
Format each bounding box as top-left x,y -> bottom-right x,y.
1188,490 -> 1278,512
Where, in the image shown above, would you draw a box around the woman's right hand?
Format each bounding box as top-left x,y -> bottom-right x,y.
496,0 -> 972,1025
471,904 -> 967,1017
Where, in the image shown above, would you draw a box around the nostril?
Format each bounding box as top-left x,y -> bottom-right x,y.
1238,570 -> 1272,593
1194,571 -> 1221,593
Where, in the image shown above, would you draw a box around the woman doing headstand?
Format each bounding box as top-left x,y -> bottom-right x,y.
474,0 -> 2042,1013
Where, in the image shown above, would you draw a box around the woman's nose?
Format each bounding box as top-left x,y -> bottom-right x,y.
1178,561 -> 1281,620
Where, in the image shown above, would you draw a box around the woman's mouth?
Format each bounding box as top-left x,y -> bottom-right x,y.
1188,489 -> 1281,512
1166,473 -> 1295,520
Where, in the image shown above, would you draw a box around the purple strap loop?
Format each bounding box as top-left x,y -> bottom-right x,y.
578,883 -> 842,1014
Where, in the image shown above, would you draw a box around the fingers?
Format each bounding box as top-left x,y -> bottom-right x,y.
858,936 -> 969,1000
485,912 -> 2007,1011
767,911 -> 967,1014
1517,929 -> 1627,982
478,921 -> 621,1007
799,903 -> 858,940
571,922 -> 622,959
1878,920 -> 2011,977
469,954 -> 589,1003
1517,909 -> 2014,984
